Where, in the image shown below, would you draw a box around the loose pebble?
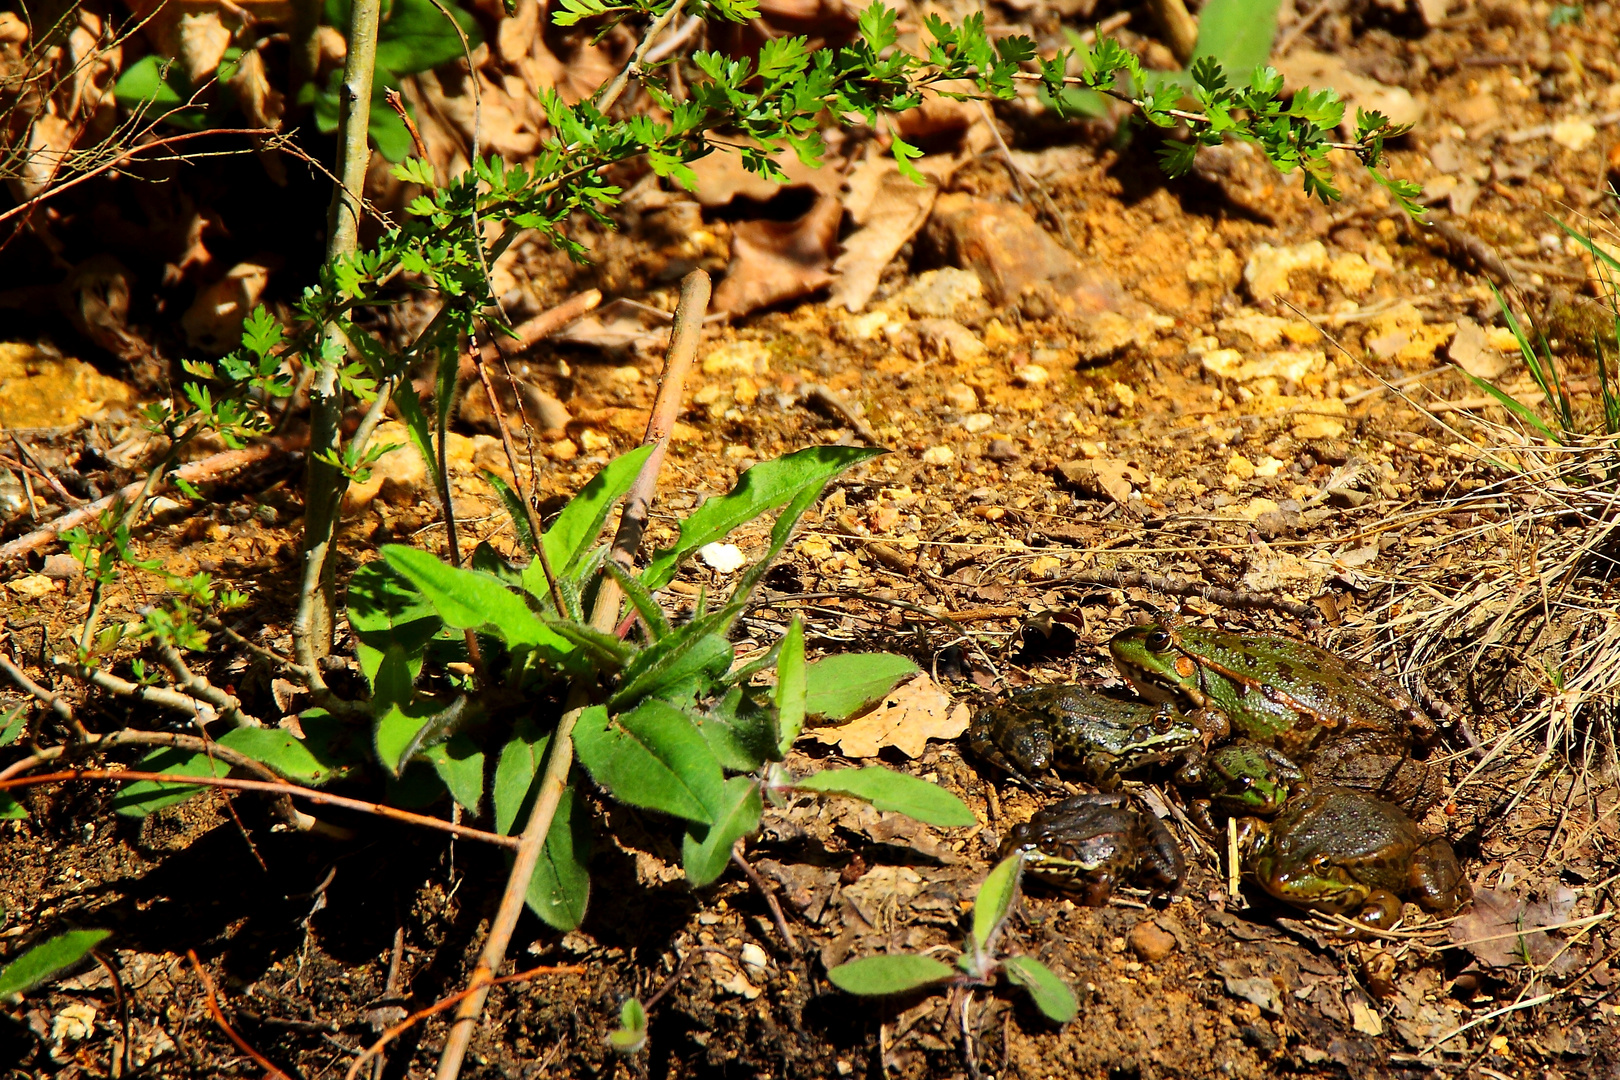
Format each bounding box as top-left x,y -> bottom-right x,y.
1128,920 -> 1178,962
1013,364 -> 1049,388
921,445 -> 956,466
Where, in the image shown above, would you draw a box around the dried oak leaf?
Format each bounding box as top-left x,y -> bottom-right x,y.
803,674 -> 969,759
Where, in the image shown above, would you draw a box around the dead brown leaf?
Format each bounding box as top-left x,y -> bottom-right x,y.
802,674 -> 970,758
1448,316 -> 1511,380
712,194 -> 842,316
1450,884 -> 1580,971
828,154 -> 940,313
1054,458 -> 1142,504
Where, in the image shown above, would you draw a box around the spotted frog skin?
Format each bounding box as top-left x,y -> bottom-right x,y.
1239,786 -> 1470,932
1002,793 -> 1186,906
969,686 -> 1205,788
1109,621 -> 1435,757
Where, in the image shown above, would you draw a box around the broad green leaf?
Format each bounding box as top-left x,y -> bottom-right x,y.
1189,0 -> 1283,94
722,472 -> 835,614
530,444 -> 656,590
693,687 -> 779,772
216,727 -> 339,786
573,703 -> 724,824
0,794 -> 24,820
609,630 -> 734,711
681,777 -> 764,887
1002,956 -> 1078,1023
608,997 -> 647,1053
526,780 -> 592,930
325,0 -> 484,76
113,55 -> 185,111
795,767 -> 975,827
112,747 -> 226,817
972,855 -> 1023,953
346,560 -> 440,688
802,653 -> 919,720
424,733 -> 484,813
0,705 -> 23,747
493,724 -> 548,835
827,954 -> 955,996
774,618 -> 806,754
381,545 -> 568,653
374,696 -> 467,776
641,446 -> 885,591
0,930 -> 112,1001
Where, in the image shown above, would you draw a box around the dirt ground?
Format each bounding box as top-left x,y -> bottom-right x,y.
6,0 -> 1620,1077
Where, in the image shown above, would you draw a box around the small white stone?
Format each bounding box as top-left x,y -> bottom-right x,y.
962,412 -> 994,433
1013,364 -> 1049,388
699,542 -> 747,573
921,445 -> 956,466
739,942 -> 770,971
610,365 -> 641,385
943,382 -> 978,412
1552,119 -> 1597,152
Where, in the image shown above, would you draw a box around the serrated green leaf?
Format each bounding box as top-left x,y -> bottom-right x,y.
0,930 -> 112,1001
827,954 -> 955,996
795,767 -> 975,827
681,777 -> 764,887
802,653 -> 919,720
573,703 -> 724,823
1002,956 -> 1078,1023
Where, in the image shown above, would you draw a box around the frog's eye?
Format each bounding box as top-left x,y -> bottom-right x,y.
1144,630 -> 1172,651
1152,711 -> 1175,733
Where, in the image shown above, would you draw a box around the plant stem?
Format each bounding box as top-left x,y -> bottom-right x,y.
433,271 -> 711,1080
298,0 -> 382,668
432,693 -> 586,1080
593,269 -> 711,625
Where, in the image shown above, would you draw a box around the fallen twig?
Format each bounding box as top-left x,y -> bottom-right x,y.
0,437 -> 299,562
731,845 -> 799,953
347,963 -> 585,1080
0,769 -> 517,847
187,950 -> 295,1080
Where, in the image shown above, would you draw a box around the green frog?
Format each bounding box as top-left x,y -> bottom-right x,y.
1186,731 -> 1443,826
1238,786 -> 1470,932
1109,620 -> 1435,759
969,686 -> 1205,788
1002,792 -> 1185,906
